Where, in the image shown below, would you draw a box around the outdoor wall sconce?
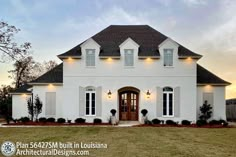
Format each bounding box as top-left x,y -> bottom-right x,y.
146,90 -> 151,98
107,90 -> 112,98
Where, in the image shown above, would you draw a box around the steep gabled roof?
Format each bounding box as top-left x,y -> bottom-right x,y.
29,63 -> 63,84
197,64 -> 230,85
58,25 -> 202,58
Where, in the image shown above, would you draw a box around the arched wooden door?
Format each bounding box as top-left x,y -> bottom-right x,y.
119,88 -> 139,121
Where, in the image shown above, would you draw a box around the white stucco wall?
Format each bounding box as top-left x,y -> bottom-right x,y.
62,38 -> 197,122
33,85 -> 63,119
197,86 -> 226,120
12,94 -> 31,119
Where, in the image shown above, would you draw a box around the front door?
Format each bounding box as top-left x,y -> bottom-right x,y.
119,91 -> 139,120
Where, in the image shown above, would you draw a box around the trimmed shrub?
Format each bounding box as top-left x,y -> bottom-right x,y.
67,120 -> 71,123
141,109 -> 148,116
196,119 -> 207,127
93,118 -> 102,124
166,120 -> 177,125
39,117 -> 47,123
110,109 -> 116,116
152,119 -> 161,124
20,117 -> 30,123
75,118 -> 86,123
209,120 -> 220,125
46,117 -> 55,122
219,119 -> 228,126
181,120 -> 191,125
57,118 -> 66,123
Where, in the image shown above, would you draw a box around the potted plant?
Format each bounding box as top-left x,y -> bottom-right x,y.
110,109 -> 117,125
141,109 -> 148,124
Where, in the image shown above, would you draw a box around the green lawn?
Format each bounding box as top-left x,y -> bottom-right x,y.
0,127 -> 236,157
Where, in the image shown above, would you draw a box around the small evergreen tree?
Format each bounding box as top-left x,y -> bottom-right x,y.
34,95 -> 43,121
27,97 -> 34,121
199,100 -> 212,121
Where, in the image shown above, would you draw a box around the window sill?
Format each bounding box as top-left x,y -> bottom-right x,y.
85,115 -> 96,117
164,66 -> 174,68
162,115 -> 174,118
124,66 -> 135,69
86,66 -> 96,69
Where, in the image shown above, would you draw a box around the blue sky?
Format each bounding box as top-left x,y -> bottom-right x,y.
0,0 -> 236,98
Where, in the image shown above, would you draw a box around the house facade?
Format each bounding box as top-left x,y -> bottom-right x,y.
11,25 -> 230,123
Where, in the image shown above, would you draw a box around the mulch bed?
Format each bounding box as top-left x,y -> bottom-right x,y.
133,124 -> 231,128
3,122 -> 111,126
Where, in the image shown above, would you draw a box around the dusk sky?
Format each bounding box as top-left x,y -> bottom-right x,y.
0,0 -> 235,99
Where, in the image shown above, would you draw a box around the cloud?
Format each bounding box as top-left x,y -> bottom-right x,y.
182,0 -> 208,6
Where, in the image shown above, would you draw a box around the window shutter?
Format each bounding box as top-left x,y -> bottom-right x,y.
79,86 -> 85,116
96,86 -> 102,116
174,87 -> 180,117
46,92 -> 56,116
156,87 -> 163,117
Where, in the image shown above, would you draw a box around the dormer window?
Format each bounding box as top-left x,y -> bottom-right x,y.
86,49 -> 95,67
124,49 -> 134,67
164,49 -> 173,67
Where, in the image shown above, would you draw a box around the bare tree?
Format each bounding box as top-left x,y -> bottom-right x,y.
8,58 -> 58,88
0,21 -> 31,62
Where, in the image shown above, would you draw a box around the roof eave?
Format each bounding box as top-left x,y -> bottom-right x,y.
179,55 -> 202,59
28,83 -> 63,85
197,83 -> 231,86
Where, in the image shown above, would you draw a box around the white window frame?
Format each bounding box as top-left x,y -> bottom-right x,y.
85,49 -> 95,67
163,49 -> 173,67
85,88 -> 96,116
163,87 -> 174,117
124,49 -> 134,67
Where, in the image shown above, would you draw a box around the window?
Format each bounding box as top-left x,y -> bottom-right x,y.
164,49 -> 173,66
163,87 -> 174,116
85,87 -> 96,116
45,92 -> 56,116
86,49 -> 95,67
124,49 -> 134,66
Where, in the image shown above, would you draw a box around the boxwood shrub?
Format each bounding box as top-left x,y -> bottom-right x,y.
152,119 -> 161,124
166,120 -> 177,125
20,117 -> 30,123
196,120 -> 207,126
209,120 -> 221,125
46,117 -> 55,122
57,118 -> 66,123
39,117 -> 47,123
75,118 -> 86,123
181,120 -> 191,125
93,118 -> 102,124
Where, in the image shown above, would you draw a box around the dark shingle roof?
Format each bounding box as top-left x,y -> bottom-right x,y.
10,84 -> 32,94
197,64 -> 230,85
58,25 -> 202,58
30,63 -> 63,84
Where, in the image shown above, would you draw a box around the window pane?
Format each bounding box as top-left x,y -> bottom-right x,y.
163,93 -> 167,115
92,93 -> 95,115
163,87 -> 173,92
124,49 -> 134,66
164,49 -> 173,66
169,93 -> 173,115
86,93 -> 90,115
86,49 -> 95,66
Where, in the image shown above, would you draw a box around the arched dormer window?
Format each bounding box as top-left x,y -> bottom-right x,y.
85,86 -> 96,116
163,87 -> 174,116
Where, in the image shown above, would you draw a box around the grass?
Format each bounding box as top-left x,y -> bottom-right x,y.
0,127 -> 236,157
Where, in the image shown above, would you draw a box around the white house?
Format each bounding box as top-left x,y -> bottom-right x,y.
11,25 -> 230,123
